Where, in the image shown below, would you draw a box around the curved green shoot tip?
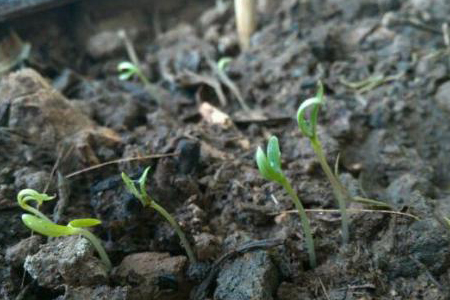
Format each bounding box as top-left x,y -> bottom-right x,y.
17,189 -> 55,222
118,61 -> 138,80
121,167 -> 152,206
217,57 -> 232,72
297,81 -> 325,139
22,214 -> 73,237
68,218 -> 102,228
255,136 -> 285,184
17,189 -> 55,207
138,167 -> 151,200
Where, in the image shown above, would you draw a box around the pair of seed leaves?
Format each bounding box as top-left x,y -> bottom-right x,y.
256,83 -> 324,182
18,189 -> 102,237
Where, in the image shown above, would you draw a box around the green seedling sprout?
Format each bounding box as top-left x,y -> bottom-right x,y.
256,136 -> 316,268
118,61 -> 150,85
117,61 -> 161,104
18,189 -> 112,270
17,189 -> 55,222
21,214 -> 112,270
121,167 -> 197,264
217,57 -> 232,72
297,82 -> 350,244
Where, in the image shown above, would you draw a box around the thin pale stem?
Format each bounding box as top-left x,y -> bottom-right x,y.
311,137 -> 349,244
21,204 -> 52,223
280,177 -> 316,268
77,229 -> 112,271
150,201 -> 197,264
136,70 -> 161,104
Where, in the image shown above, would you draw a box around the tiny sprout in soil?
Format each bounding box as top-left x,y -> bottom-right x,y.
117,61 -> 150,86
297,82 -> 350,244
121,167 -> 197,264
18,189 -> 112,270
256,136 -> 316,268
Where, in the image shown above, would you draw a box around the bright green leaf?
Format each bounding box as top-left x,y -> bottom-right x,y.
21,214 -> 74,237
119,72 -> 134,81
138,167 -> 151,201
117,61 -> 137,72
68,218 -> 102,228
267,136 -> 281,172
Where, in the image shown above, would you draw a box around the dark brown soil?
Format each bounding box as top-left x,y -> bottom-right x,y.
2,0 -> 450,299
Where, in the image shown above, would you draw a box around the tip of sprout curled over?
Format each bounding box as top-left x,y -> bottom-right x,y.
297,81 -> 325,139
117,61 -> 139,81
18,189 -> 112,271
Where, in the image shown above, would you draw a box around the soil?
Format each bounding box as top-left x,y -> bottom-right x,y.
2,0 -> 450,299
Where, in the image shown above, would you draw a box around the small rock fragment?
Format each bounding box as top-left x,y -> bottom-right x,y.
13,167 -> 51,191
24,236 -> 108,289
86,31 -> 123,59
114,252 -> 188,300
0,69 -> 121,169
5,236 -> 42,268
56,285 -> 131,300
213,250 -> 279,300
194,233 -> 221,261
373,218 -> 450,278
435,81 -> 450,113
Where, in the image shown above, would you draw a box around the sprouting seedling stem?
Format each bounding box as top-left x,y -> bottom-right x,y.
297,82 -> 349,244
256,136 -> 316,268
310,137 -> 349,243
75,227 -> 112,270
122,168 -> 197,264
117,61 -> 161,104
21,214 -> 112,270
150,201 -> 196,263
279,177 -> 316,268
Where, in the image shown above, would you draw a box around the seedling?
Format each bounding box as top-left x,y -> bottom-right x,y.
256,136 -> 316,268
21,214 -> 112,270
217,57 -> 232,72
17,189 -> 112,270
118,61 -> 161,104
118,61 -> 149,85
121,167 -> 197,263
297,82 -> 350,243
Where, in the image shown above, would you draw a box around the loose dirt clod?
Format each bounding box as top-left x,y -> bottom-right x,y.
114,252 -> 188,300
24,236 -> 108,289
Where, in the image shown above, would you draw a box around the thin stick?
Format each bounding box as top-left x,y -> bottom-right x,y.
234,0 -> 257,50
318,278 -> 331,300
64,153 -> 177,178
118,29 -> 140,66
272,208 -> 419,221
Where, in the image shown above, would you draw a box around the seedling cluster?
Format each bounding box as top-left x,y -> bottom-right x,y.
17,167 -> 198,273
256,82 -> 392,268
